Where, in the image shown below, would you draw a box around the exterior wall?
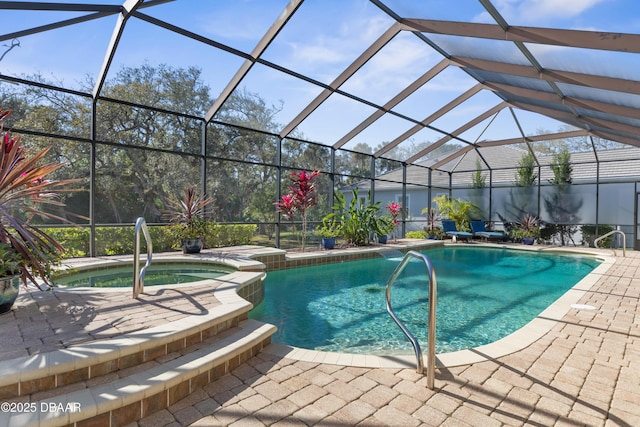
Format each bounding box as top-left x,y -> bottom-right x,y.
369,181 -> 638,247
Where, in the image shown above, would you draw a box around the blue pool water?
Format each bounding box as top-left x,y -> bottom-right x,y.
249,247 -> 600,354
54,263 -> 230,288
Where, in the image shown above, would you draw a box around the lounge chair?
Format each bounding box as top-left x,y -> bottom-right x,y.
441,219 -> 473,241
470,220 -> 506,242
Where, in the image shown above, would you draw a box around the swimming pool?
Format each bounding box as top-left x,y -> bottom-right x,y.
54,263 -> 232,288
249,246 -> 601,354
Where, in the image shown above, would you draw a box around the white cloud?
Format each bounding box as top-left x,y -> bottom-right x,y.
521,0 -> 607,20
474,0 -> 608,25
340,35 -> 438,100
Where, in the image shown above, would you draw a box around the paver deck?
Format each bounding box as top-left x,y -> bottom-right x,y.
1,244 -> 638,426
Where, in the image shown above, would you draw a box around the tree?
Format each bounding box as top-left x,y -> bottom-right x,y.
471,159 -> 486,189
207,89 -> 282,223
515,152 -> 537,187
275,170 -> 320,251
1,65 -> 292,228
548,148 -> 572,185
504,151 -> 538,222
543,148 -> 582,245
336,143 -> 372,183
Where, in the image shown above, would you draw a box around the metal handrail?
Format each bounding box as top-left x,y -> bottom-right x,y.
594,230 -> 626,257
385,250 -> 437,389
133,217 -> 153,298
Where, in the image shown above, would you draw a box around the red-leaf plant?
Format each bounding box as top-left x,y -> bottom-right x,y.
385,201 -> 402,241
0,108 -> 83,288
386,201 -> 402,225
274,170 -> 320,251
274,193 -> 297,245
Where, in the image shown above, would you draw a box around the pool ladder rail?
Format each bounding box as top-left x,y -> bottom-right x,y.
385,250 -> 437,390
594,229 -> 626,257
133,217 -> 153,298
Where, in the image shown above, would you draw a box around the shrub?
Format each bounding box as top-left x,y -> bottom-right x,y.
581,225 -> 615,248
206,223 -> 257,247
40,223 -> 257,257
405,230 -> 427,239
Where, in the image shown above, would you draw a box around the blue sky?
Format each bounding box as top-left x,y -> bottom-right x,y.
2,0 -> 640,158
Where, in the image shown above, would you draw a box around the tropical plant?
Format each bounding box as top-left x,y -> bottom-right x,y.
512,213 -> 541,240
382,201 -> 402,240
275,170 -> 320,251
327,187 -> 380,246
0,107 -> 82,288
376,215 -> 395,236
161,186 -> 214,241
386,201 -> 402,225
316,216 -> 341,238
432,195 -> 480,232
290,170 -> 320,250
424,226 -> 445,239
421,207 -> 441,232
0,242 -> 22,277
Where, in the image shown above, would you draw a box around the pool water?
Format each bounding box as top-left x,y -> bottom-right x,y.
54,263 -> 230,288
249,247 -> 600,354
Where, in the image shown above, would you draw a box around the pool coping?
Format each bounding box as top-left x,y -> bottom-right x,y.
260,243 -> 616,369
51,251 -> 266,293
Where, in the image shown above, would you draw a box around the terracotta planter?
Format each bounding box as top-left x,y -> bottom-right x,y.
0,274 -> 21,315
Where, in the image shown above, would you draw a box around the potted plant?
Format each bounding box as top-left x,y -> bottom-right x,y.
162,186 -> 214,254
376,215 -> 395,244
0,242 -> 24,314
316,217 -> 341,249
512,213 -> 540,245
423,226 -> 445,240
330,188 -> 381,247
421,207 -> 443,239
0,107 -> 82,313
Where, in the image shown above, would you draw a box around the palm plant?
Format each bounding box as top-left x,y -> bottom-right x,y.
0,108 -> 82,288
432,195 -> 480,231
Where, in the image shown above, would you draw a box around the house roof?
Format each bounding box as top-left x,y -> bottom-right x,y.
369,145 -> 640,190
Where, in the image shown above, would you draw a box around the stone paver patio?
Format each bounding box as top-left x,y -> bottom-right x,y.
150,247 -> 640,426
1,244 -> 638,426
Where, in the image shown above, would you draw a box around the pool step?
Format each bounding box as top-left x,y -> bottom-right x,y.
0,319 -> 275,427
0,295 -> 253,399
0,271 -> 266,401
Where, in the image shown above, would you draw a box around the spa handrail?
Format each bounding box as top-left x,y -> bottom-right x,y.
594,230 -> 626,257
133,217 -> 153,298
385,250 -> 437,389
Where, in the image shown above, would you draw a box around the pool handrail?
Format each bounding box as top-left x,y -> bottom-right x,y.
594,230 -> 626,257
133,217 -> 153,298
385,250 -> 437,389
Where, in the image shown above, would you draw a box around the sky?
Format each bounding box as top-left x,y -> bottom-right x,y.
2,0 -> 640,159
